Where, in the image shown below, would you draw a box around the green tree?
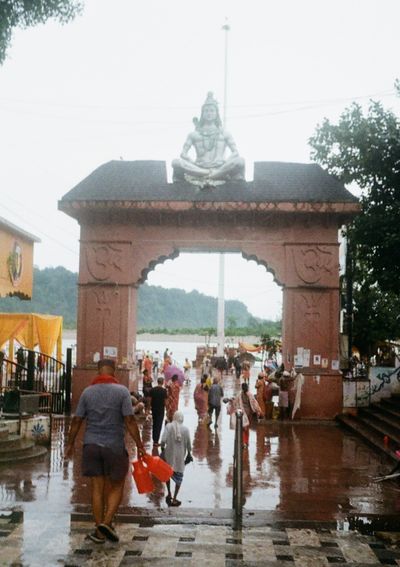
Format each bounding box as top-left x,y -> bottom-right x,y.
309,84 -> 400,295
0,0 -> 83,64
309,83 -> 400,353
352,264 -> 400,356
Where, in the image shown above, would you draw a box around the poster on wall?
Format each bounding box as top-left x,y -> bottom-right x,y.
295,347 -> 304,367
104,346 -> 118,358
331,360 -> 340,370
303,349 -> 311,367
294,355 -> 303,367
321,358 -> 328,369
313,354 -> 321,365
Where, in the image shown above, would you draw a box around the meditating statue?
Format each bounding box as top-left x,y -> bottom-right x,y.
172,92 -> 245,185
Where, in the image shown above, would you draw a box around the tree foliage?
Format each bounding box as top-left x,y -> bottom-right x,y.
351,260 -> 400,356
309,83 -> 400,352
0,0 -> 83,64
310,87 -> 400,295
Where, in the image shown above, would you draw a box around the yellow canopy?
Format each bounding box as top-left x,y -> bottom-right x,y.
0,313 -> 63,359
239,342 -> 263,353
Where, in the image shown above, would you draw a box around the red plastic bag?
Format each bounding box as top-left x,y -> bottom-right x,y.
143,454 -> 173,482
132,458 -> 154,494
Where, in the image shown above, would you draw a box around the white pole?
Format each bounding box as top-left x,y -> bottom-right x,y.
217,253 -> 225,356
217,20 -> 230,357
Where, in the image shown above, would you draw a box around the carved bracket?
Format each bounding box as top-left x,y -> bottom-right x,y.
241,243 -> 285,286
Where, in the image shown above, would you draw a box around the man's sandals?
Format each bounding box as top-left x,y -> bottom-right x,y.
166,495 -> 181,507
86,531 -> 105,544
97,523 -> 120,542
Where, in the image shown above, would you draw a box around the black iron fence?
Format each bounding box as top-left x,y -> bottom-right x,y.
0,348 -> 72,414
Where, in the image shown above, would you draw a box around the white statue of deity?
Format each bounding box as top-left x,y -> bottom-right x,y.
172,92 -> 245,186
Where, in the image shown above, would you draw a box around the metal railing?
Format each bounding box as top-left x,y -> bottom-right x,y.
232,409 -> 243,524
0,357 -> 27,389
0,349 -> 72,414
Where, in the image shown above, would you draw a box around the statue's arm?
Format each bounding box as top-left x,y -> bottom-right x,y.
180,133 -> 195,161
225,131 -> 239,157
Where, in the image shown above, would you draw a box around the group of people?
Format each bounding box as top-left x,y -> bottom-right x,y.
64,350 -> 299,544
193,373 -> 263,449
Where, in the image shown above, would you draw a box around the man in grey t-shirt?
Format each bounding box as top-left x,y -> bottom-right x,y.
65,359 -> 145,544
208,377 -> 224,428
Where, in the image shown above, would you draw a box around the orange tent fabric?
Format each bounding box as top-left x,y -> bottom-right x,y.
239,342 -> 263,353
0,313 -> 63,357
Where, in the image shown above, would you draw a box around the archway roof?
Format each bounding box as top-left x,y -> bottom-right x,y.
60,160 -> 358,204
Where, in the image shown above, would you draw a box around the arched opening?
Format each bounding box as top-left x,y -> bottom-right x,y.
135,251 -> 283,367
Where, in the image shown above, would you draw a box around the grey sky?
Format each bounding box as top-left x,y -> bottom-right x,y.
1,0 -> 399,319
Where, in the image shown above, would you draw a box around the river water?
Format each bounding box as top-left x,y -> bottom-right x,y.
62,331 -> 247,367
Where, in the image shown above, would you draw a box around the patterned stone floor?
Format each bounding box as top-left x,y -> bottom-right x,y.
1,513 -> 400,567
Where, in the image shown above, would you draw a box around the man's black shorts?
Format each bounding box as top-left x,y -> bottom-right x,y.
82,444 -> 129,481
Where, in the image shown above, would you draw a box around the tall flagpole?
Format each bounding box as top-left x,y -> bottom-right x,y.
217,20 -> 230,357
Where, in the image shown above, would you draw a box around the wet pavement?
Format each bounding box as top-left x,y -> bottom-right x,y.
1,370 -> 400,565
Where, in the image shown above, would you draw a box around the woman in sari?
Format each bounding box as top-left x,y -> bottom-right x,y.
241,359 -> 251,384
228,382 -> 261,449
255,372 -> 266,418
142,369 -> 153,418
165,374 -> 181,422
193,375 -> 209,422
161,411 -> 192,507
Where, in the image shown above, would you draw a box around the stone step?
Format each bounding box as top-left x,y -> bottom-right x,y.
372,402 -> 400,421
380,398 -> 400,414
357,412 -> 400,445
0,434 -> 22,447
362,408 -> 400,435
337,414 -> 398,462
0,438 -> 35,456
0,427 -> 10,439
0,445 -> 47,465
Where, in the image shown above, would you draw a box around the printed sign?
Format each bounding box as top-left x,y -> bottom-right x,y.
313,354 -> 321,365
104,346 -> 118,358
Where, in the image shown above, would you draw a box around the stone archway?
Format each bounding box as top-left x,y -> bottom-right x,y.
59,160 -> 360,418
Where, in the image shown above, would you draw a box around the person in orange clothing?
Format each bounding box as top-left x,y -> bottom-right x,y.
255,372 -> 266,418
241,359 -> 251,384
143,355 -> 153,378
165,375 -> 181,422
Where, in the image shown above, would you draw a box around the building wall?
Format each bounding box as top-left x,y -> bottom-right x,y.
0,227 -> 35,299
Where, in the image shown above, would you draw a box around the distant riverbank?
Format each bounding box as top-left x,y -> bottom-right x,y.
62,329 -> 261,344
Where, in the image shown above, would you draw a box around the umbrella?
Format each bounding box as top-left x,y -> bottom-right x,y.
163,364 -> 185,386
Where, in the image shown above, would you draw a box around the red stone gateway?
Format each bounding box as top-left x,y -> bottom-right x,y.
58,160 -> 360,418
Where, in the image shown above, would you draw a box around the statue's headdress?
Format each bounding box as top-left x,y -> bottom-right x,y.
193,91 -> 222,129
202,91 -> 219,110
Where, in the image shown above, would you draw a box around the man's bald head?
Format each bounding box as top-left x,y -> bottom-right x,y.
97,359 -> 116,375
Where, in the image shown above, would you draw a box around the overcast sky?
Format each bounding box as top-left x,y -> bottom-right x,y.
1,0 -> 399,319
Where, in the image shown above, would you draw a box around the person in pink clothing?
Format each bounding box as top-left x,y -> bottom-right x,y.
165,374 -> 181,422
228,383 -> 261,449
193,375 -> 209,422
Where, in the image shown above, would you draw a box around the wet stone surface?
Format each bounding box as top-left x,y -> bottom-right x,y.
0,369 -> 399,565
2,520 -> 400,566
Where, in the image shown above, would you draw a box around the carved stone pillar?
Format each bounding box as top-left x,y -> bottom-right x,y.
76,283 -> 137,367
72,239 -> 138,407
282,243 -> 342,418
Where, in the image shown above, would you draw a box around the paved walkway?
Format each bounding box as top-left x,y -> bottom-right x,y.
1,510 -> 400,566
